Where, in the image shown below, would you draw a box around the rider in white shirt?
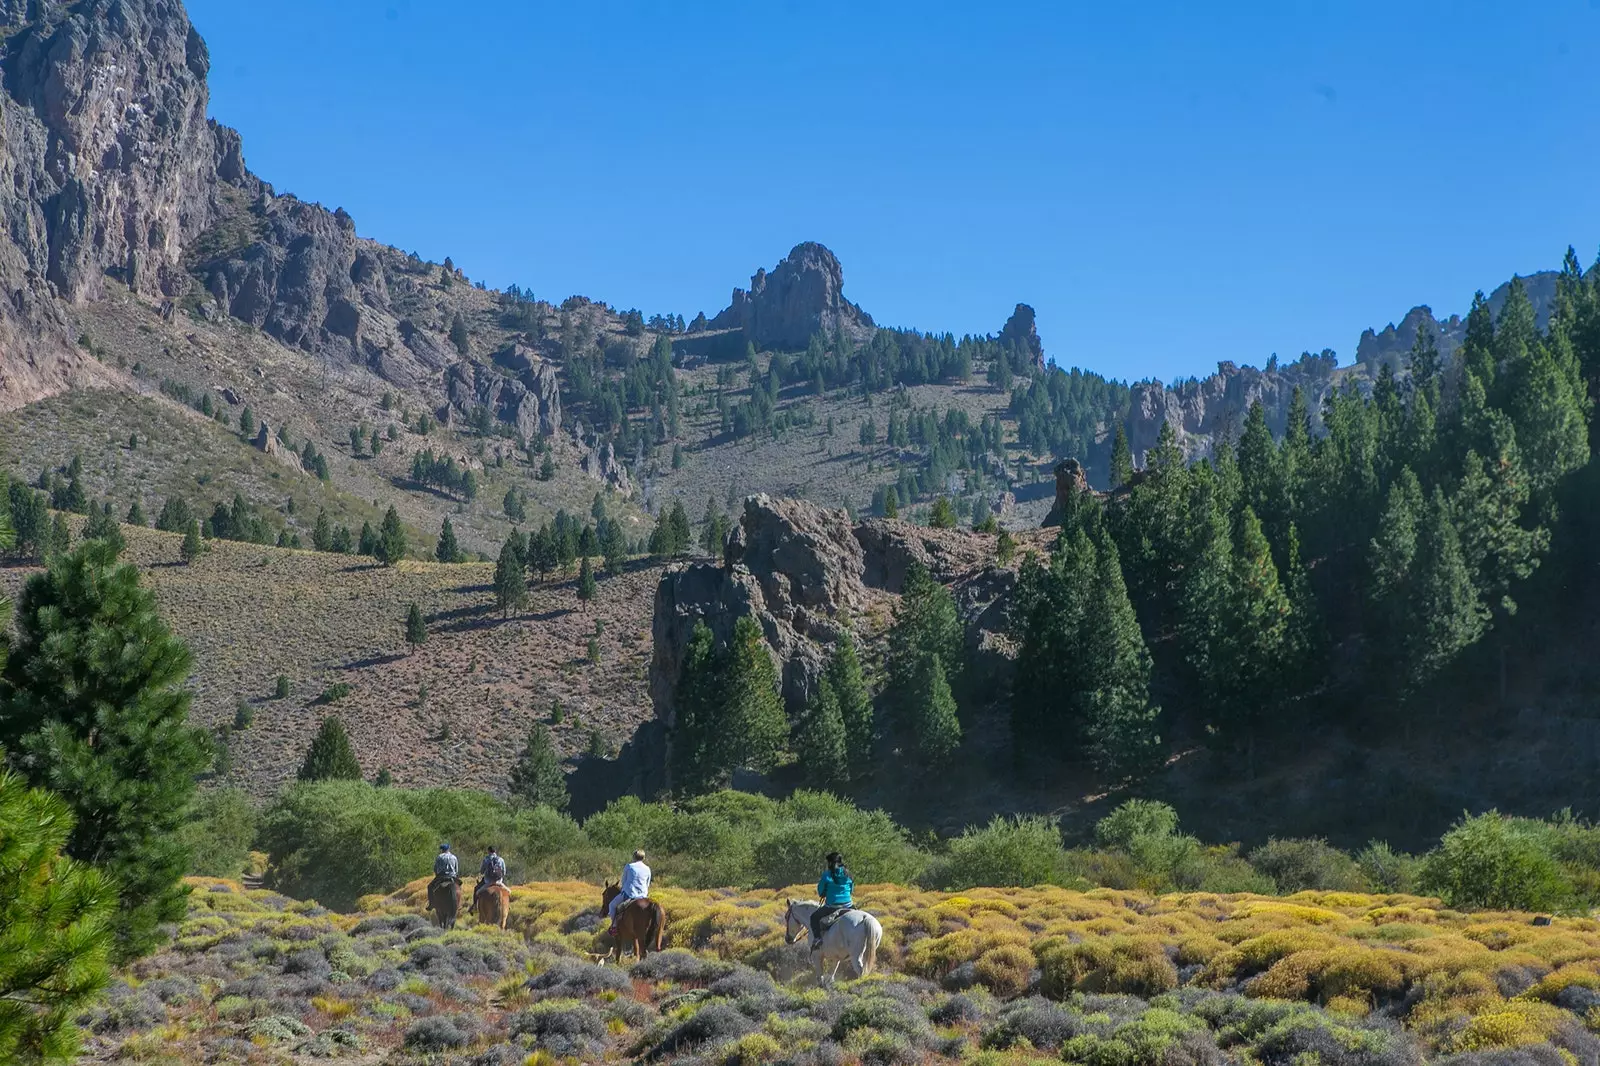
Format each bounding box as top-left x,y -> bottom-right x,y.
608,850 -> 651,937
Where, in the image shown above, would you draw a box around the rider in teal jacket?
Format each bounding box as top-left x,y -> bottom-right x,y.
810,852 -> 853,950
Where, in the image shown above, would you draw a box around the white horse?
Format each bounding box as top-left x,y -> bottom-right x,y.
784,899 -> 882,985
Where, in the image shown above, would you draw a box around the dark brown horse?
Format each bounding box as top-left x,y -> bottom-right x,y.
427,877 -> 460,930
600,881 -> 664,962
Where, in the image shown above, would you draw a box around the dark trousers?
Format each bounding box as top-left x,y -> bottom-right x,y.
811,904 -> 847,945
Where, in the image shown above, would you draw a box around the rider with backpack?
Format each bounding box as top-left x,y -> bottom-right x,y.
811,852 -> 853,950
475,846 -> 506,909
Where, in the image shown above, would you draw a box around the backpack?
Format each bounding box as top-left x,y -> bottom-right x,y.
486,855 -> 505,881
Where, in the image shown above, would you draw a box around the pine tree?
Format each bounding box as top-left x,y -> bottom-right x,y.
312,510 -> 332,552
81,503 -> 125,556
910,654 -> 961,767
576,556 -> 597,604
1012,529 -> 1097,755
449,312 -> 470,356
884,563 -> 963,736
376,505 -> 407,566
179,520 -> 203,565
827,631 -> 874,777
404,603 -> 427,653
1402,488 -> 1489,694
929,496 -> 956,528
494,538 -> 527,617
47,512 -> 71,558
358,520 -> 377,556
600,519 -> 627,573
507,723 -> 568,810
667,500 -> 693,554
1,540 -> 210,961
126,500 -> 146,527
1506,333 -> 1590,500
527,524 -> 557,580
297,717 -> 362,782
435,516 -> 460,563
793,680 -> 849,790
1077,535 -> 1161,775
0,772 -> 115,1064
538,453 -> 556,481
670,621 -> 720,794
714,615 -> 789,775
883,488 -> 899,519
1110,423 -> 1134,489
577,524 -> 599,559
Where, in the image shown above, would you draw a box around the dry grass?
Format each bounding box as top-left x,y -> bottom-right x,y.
77,877 -> 1600,1064
0,524 -> 664,797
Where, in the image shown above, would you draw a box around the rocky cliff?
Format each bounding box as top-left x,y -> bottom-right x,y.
0,0 -> 563,438
708,241 -> 876,352
1354,271 -> 1562,376
648,494 -> 1037,784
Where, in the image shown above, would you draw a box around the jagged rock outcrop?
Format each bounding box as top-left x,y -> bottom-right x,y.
708,242 -> 875,351
444,357 -> 561,440
1355,271 -> 1562,376
998,303 -> 1046,371
0,0 -> 227,406
649,495 -> 1022,784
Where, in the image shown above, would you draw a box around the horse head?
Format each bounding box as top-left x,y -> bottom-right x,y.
783,899 -> 804,945
599,880 -> 619,917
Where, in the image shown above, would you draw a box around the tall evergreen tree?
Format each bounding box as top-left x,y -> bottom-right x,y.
125,500 -> 146,527
1,540 -> 210,961
1403,487 -> 1490,695
909,654 -> 961,767
494,538 -> 527,617
435,516 -> 460,563
713,616 -> 789,777
375,505 -> 407,566
180,520 -> 203,565
1077,535 -> 1162,775
793,680 -> 849,790
884,563 -> 963,735
297,717 -> 362,782
404,603 -> 427,653
312,510 -> 332,552
669,621 -> 720,794
507,724 -> 568,810
826,631 -> 874,777
1109,423 -> 1134,489
576,556 -> 597,604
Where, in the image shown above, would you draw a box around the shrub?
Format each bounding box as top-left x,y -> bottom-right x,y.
833,993 -> 934,1045
512,1000 -> 608,1057
647,1002 -> 754,1057
180,788 -> 258,878
1036,935 -> 1178,998
259,781 -> 434,910
1095,799 -> 1180,849
526,958 -> 631,998
973,944 -> 1036,999
275,676 -> 292,699
403,1014 -> 476,1051
979,997 -> 1085,1050
1356,841 -> 1420,894
1420,811 -> 1570,911
925,815 -> 1073,890
1248,838 -> 1367,893
748,792 -> 926,887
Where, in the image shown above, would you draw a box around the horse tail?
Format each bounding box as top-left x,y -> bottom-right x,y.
649,902 -> 665,952
864,918 -> 881,976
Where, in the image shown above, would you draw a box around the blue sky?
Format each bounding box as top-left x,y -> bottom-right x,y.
185,0 -> 1600,384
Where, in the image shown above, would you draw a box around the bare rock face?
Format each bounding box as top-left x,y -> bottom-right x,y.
708,242 -> 875,351
1042,458 -> 1090,527
1124,358 -> 1338,467
0,0 -> 223,407
444,359 -> 561,441
649,495 -> 1021,785
998,303 -> 1045,371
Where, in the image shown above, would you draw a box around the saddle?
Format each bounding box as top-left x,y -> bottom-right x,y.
617,896 -> 651,914
814,907 -> 854,937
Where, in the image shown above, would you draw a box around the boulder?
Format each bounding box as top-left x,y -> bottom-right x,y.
998,303 -> 1046,371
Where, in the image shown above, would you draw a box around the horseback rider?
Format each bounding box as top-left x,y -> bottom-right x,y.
474,846 -> 506,908
430,842 -> 459,899
607,849 -> 651,939
810,851 -> 853,951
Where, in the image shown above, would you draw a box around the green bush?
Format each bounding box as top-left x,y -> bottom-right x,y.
924,815 -> 1076,890
1095,799 -> 1180,850
180,789 -> 258,879
748,791 -> 925,887
1247,838 -> 1367,893
259,781 -> 435,910
1355,841 -> 1419,894
1419,810 -> 1570,911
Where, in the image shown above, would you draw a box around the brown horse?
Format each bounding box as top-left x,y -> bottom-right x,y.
600,881 -> 664,962
426,877 -> 460,930
474,880 -> 511,930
